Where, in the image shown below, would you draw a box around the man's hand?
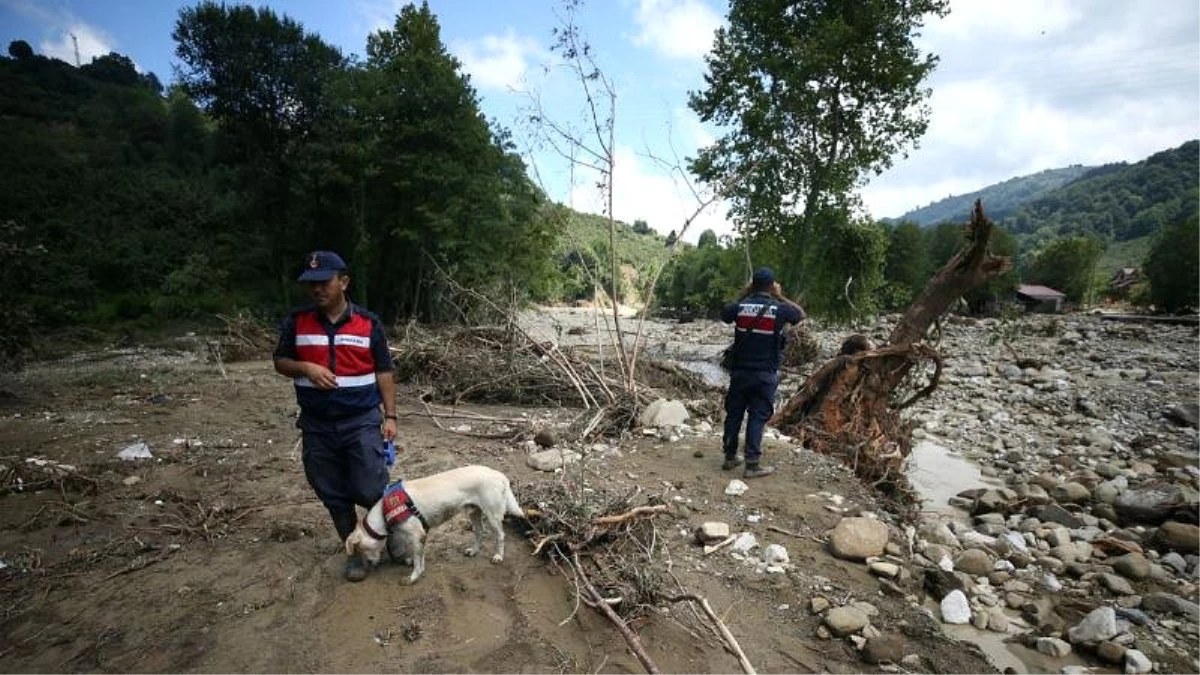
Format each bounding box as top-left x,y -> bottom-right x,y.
382,418 -> 397,441
305,363 -> 338,390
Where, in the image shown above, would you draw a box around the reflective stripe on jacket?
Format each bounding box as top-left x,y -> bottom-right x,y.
293,309 -> 381,417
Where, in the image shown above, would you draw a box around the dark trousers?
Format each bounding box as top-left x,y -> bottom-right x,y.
300,409 -> 388,540
722,369 -> 779,464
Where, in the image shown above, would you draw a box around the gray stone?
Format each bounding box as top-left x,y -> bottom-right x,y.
986,608 -> 1010,633
862,635 -> 907,665
1124,649 -> 1153,674
940,590 -> 971,624
1039,504 -> 1084,528
919,521 -> 960,549
955,548 -> 993,576
869,561 -> 900,578
1051,482 -> 1092,503
1047,528 -> 1073,548
1094,482 -> 1121,505
1163,401 -> 1199,428
1156,520 -> 1200,553
638,399 -> 690,428
533,429 -> 557,447
824,606 -> 869,637
1111,553 -> 1151,580
696,522 -> 730,543
810,596 -> 830,614
526,449 -> 581,471
1142,592 -> 1200,621
1067,606 -> 1118,644
1035,637 -> 1072,657
1115,607 -> 1149,626
1115,484 -> 1191,525
828,517 -> 890,561
1095,463 -> 1122,480
1099,573 -> 1135,595
1160,551 -> 1187,574
763,544 -> 790,565
1096,641 -> 1127,664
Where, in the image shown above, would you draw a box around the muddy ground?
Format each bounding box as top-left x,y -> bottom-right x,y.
1,323 -> 999,674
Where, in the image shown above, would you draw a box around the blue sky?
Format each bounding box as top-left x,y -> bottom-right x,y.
2,0 -> 1197,241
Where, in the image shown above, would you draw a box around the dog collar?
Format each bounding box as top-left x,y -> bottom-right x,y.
361,514 -> 388,541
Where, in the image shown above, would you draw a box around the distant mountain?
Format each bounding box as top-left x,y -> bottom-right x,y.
891,165 -> 1094,226
1006,140 -> 1199,244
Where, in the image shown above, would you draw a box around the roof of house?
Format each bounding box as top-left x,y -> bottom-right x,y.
1016,284 -> 1066,299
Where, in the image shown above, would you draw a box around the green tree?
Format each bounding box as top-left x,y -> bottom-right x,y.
8,40 -> 33,60
801,208 -> 887,323
631,219 -> 651,235
689,0 -> 949,298
1028,236 -> 1105,304
173,2 -> 346,298
1143,214 -> 1199,313
881,220 -> 928,308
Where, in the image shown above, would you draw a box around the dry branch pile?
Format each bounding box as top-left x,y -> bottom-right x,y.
209,311 -> 277,362
390,321 -> 714,439
521,464 -> 756,674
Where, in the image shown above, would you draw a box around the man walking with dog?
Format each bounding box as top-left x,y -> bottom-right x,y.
719,267 -> 805,478
273,250 -> 398,582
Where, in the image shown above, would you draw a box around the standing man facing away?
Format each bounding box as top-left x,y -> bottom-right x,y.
719,267 -> 805,478
273,250 -> 398,582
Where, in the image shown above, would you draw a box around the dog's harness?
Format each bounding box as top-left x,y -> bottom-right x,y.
360,480 -> 430,541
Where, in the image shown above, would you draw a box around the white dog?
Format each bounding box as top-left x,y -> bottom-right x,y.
344,465 -> 524,584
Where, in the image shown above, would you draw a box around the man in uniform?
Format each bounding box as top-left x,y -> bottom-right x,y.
273,251 -> 398,581
719,267 -> 806,478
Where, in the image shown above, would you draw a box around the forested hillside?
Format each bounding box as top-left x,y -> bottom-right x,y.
0,4 -> 573,363
1007,141 -> 1199,248
893,165 -> 1092,226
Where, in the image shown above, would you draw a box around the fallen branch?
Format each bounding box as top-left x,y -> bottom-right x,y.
575,553 -> 660,674
703,534 -> 738,556
591,504 -> 671,526
665,593 -> 756,675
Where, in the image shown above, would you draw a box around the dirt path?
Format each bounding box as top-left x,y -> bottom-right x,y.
0,351 -> 995,673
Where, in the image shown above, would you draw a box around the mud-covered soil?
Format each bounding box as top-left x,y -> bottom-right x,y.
0,341 -> 996,674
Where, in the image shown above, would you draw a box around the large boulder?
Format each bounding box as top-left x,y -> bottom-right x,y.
1155,520 -> 1200,553
638,399 -> 689,428
828,517 -> 890,561
1163,401 -> 1199,428
1067,606 -> 1118,644
1114,483 -> 1193,525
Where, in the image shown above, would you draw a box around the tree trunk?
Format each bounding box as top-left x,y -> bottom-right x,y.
772,201 -> 1010,501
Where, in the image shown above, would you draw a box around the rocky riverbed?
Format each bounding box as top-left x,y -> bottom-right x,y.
529,307 -> 1199,673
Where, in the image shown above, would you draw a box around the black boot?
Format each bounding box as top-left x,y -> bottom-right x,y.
721,456 -> 744,471
743,463 -> 776,479
343,556 -> 369,582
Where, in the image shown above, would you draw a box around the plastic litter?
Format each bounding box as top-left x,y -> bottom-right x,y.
118,442 -> 153,461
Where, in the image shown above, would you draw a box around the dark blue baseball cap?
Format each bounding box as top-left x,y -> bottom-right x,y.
752,267 -> 775,285
298,250 -> 347,282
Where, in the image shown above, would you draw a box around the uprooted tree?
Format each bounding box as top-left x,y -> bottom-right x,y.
772,201 -> 1010,502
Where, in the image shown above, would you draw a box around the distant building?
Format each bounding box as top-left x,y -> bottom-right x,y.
1109,267 -> 1140,297
1016,284 -> 1066,313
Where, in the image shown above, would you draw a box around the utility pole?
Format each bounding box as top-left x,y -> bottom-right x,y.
70,32 -> 80,67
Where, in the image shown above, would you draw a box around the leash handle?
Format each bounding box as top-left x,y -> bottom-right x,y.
384,439 -> 396,467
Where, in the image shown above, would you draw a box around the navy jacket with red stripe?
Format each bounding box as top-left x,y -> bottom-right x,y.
274,303 -> 393,421
720,292 -> 805,372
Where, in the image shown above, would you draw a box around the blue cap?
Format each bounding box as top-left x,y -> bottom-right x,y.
752,267 -> 775,285
298,250 -> 347,282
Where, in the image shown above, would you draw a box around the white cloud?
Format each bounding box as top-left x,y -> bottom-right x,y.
860,0 -> 1200,219
39,22 -> 113,65
454,30 -> 542,91
0,0 -> 115,65
353,0 -> 401,36
567,144 -> 732,243
630,0 -> 722,61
